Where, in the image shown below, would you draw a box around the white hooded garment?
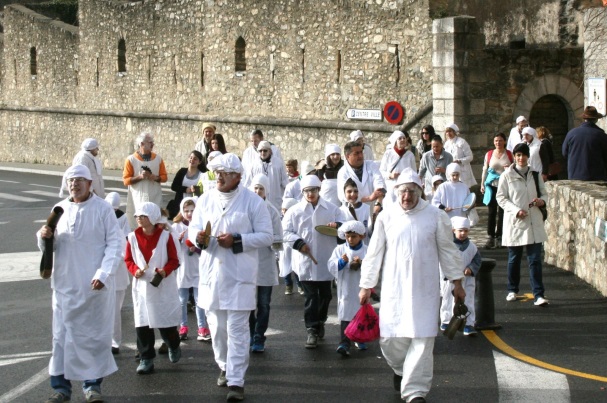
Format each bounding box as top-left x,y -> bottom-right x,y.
380,146 -> 417,206
328,242 -> 368,321
443,136 -> 477,187
245,157 -> 289,212
36,194 -> 124,380
256,200 -> 283,286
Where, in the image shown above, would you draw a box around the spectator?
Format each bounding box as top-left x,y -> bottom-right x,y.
167,150 -> 205,219
562,106 -> 607,180
418,135 -> 453,196
211,133 -> 228,154
194,122 -> 217,164
536,126 -> 558,181
416,125 -> 435,157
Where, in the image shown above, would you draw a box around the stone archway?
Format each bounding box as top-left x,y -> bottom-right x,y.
529,95 -> 569,177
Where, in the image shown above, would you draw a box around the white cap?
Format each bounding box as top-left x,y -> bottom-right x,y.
446,162 -> 461,177
451,216 -> 470,230
300,175 -> 322,192
81,138 -> 99,151
208,151 -> 223,161
516,116 -> 527,124
522,127 -> 537,137
249,173 -> 270,193
325,144 -> 341,158
257,140 -> 272,151
179,196 -> 197,215
431,175 -> 444,185
394,167 -> 423,188
207,153 -> 243,174
134,202 -> 161,225
338,220 -> 366,239
445,123 -> 459,133
301,161 -> 315,175
65,164 -> 92,180
105,192 -> 121,209
350,130 -> 364,141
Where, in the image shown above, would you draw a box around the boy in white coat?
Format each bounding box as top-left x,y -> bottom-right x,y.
328,221 -> 368,356
432,163 -> 470,219
440,217 -> 482,336
339,178 -> 372,241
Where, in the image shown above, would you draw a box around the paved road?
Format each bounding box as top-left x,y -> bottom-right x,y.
0,168 -> 606,402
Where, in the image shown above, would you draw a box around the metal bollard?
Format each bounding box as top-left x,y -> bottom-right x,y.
474,258 -> 502,330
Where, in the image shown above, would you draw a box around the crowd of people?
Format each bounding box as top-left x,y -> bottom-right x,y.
37,106 -> 606,403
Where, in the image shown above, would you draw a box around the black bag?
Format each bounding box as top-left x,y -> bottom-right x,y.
531,172 -> 547,221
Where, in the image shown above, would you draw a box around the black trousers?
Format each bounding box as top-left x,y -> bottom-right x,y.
300,280 -> 332,332
487,185 -> 504,238
136,326 -> 180,360
340,320 -> 351,347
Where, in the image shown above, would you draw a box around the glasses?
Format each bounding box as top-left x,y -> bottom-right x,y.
67,177 -> 87,184
214,171 -> 237,178
397,188 -> 418,195
303,188 -> 319,194
259,149 -> 270,153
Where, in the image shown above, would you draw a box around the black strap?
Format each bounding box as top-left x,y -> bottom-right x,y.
531,171 -> 542,198
389,152 -> 405,173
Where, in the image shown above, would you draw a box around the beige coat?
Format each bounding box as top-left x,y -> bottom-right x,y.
496,165 -> 548,247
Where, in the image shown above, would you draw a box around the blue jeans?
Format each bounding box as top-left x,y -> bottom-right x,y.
283,272 -> 301,287
178,287 -> 207,328
51,374 -> 102,398
249,286 -> 273,344
507,243 -> 545,299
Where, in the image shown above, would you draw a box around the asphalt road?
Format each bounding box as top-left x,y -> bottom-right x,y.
0,170 -> 606,402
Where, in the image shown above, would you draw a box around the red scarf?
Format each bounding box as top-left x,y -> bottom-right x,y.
394,145 -> 406,157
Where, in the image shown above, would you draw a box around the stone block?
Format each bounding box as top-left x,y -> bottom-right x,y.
469,99 -> 485,115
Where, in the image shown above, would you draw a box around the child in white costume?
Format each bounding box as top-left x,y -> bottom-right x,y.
339,178 -> 372,241
432,163 -> 470,219
328,221 -> 368,356
172,197 -> 211,342
440,217 -> 481,336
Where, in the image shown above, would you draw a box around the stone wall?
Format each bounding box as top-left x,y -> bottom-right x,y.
545,181 -> 607,297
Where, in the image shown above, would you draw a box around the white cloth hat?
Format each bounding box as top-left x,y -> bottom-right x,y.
350,130 -> 364,141
65,164 -> 92,180
208,151 -> 223,161
446,162 -> 461,177
445,123 -> 459,133
282,197 -> 298,210
389,130 -> 406,146
516,115 -> 527,124
180,196 -> 197,215
257,140 -> 272,151
325,144 -> 341,158
522,127 -> 537,137
81,138 -> 99,151
338,220 -> 366,239
300,175 -> 322,192
105,192 -> 121,209
134,202 -> 161,225
451,216 -> 470,230
431,175 -> 444,185
249,173 -> 270,193
301,160 -> 315,175
395,167 -> 423,188
207,153 -> 243,174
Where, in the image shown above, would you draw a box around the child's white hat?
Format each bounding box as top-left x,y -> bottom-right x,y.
431,175 -> 444,186
338,220 -> 366,239
451,216 -> 470,229
446,162 -> 461,177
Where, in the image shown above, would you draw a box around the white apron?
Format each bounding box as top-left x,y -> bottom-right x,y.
126,154 -> 163,229
172,221 -> 200,289
320,178 -> 341,207
328,243 -> 368,321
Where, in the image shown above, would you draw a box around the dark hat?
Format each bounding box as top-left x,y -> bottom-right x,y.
581,106 -> 604,119
512,143 -> 530,157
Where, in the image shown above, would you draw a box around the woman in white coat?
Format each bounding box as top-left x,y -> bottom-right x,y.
443,123 -> 477,188
380,130 -> 417,206
496,143 -> 549,307
125,202 -> 181,375
248,174 -> 283,353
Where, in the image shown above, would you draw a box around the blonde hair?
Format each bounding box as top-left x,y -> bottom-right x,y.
536,126 -> 552,140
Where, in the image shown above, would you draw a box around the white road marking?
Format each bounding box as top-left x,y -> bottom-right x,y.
0,356 -> 49,367
23,190 -> 61,198
0,179 -> 19,184
0,366 -> 49,403
0,351 -> 51,360
0,252 -> 42,282
105,187 -> 128,193
0,222 -> 8,225
30,183 -> 58,189
494,350 -> 570,402
0,193 -> 44,202
33,219 -> 47,223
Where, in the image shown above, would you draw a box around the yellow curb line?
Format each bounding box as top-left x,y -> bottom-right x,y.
482,330 -> 607,382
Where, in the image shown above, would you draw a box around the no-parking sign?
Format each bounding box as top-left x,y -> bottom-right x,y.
384,101 -> 404,125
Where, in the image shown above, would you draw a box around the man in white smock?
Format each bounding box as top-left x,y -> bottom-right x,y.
243,140 -> 288,212
188,153 -> 273,402
359,167 -> 465,403
350,130 -> 375,161
241,129 -> 284,173
506,115 -> 528,152
37,164 -> 124,403
122,131 -> 168,229
66,138 -> 105,198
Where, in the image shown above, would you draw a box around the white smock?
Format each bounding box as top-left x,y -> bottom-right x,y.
336,161 -> 386,206
188,185 -> 273,311
339,203 -> 372,242
241,144 -> 284,173
128,229 -> 181,328
380,148 -> 416,206
72,150 -> 105,198
283,179 -> 303,202
172,221 -> 200,289
256,200 -> 282,286
527,137 -> 543,173
114,211 -> 131,291
282,198 -> 346,281
359,199 -> 463,338
125,154 -> 163,229
443,136 -> 477,187
328,243 -> 368,321
36,194 -> 124,381
319,178 -> 341,207
431,181 -> 470,219
245,158 -> 289,212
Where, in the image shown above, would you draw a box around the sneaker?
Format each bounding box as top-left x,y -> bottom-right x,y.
46,392 -> 71,403
179,325 -> 189,340
506,292 -> 517,302
285,285 -> 293,295
297,286 -> 305,295
336,343 -> 350,356
111,347 -> 120,355
136,358 -> 154,374
84,390 -> 103,403
251,342 -> 265,353
484,237 -> 495,249
198,327 -> 211,341
463,325 -> 477,336
410,397 -> 426,403
534,297 -> 549,307
318,322 -> 325,339
305,331 -> 318,349
158,342 -> 168,354
217,370 -> 228,387
393,372 -> 403,391
355,342 -> 367,350
496,237 -> 503,248
226,385 -> 245,401
440,323 -> 448,332
169,346 -> 182,363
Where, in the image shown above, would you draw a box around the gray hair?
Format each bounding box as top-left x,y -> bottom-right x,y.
135,131 -> 153,148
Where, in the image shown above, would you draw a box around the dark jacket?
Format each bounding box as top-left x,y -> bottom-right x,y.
562,121 -> 607,181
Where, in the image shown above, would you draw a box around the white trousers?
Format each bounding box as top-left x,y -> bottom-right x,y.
206,309 -> 250,388
440,275 -> 476,326
380,336 -> 434,402
112,290 -> 126,348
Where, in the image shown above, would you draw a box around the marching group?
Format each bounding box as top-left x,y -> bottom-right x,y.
36,106 -> 607,403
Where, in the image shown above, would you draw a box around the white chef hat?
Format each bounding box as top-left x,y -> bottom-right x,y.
134,202 -> 161,225
249,173 -> 270,193
282,197 -> 298,210
257,140 -> 272,151
207,153 -> 243,174
389,130 -> 406,146
301,160 -> 315,175
59,164 -> 92,198
394,167 -> 423,188
522,127 -> 537,137
300,175 -> 322,192
325,143 -> 341,158
81,138 -> 99,151
431,174 -> 444,186
446,162 -> 461,177
208,151 -> 223,161
516,115 -> 527,124
338,220 -> 366,239
180,196 -> 197,215
451,216 -> 470,230
445,123 -> 459,133
350,130 -> 364,141
105,192 -> 121,209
